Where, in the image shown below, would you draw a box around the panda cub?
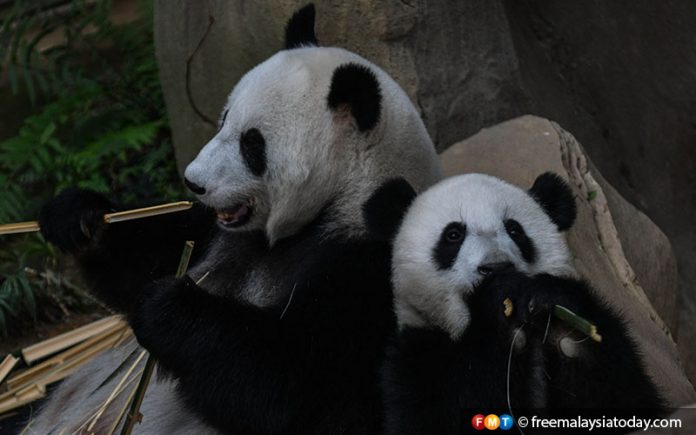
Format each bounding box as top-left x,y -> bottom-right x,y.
382,173 -> 664,435
33,4 -> 441,435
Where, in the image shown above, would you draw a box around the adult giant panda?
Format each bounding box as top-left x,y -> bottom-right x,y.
31,5 -> 441,434
381,173 -> 664,435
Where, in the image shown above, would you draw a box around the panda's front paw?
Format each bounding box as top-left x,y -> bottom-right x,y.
130,275 -> 199,347
475,272 -> 566,332
39,188 -> 113,253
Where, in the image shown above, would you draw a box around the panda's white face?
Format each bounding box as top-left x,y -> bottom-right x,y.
184,50 -> 333,241
183,46 -> 441,244
392,174 -> 575,339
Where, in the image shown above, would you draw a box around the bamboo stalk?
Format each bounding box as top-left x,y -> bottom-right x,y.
0,355 -> 18,384
0,221 -> 40,235
103,202 -> 193,224
30,326 -> 129,389
86,351 -> 147,432
175,241 -> 195,279
72,365 -> 145,435
0,324 -> 128,403
1,326 -> 134,429
113,327 -> 134,348
4,361 -> 60,391
552,305 -> 603,343
0,384 -> 45,414
0,201 -> 192,235
20,315 -> 124,364
118,357 -> 155,434
107,381 -> 140,435
120,241 -> 195,435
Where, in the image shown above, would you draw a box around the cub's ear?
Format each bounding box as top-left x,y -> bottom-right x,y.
363,178 -> 416,242
327,63 -> 382,132
529,172 -> 577,231
284,4 -> 318,49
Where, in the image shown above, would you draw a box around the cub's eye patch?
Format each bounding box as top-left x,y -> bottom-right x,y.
433,222 -> 466,270
239,128 -> 267,177
504,218 -> 536,263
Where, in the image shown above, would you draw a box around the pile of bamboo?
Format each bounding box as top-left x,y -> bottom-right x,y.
0,315 -> 131,415
0,204 -> 195,432
0,201 -> 194,426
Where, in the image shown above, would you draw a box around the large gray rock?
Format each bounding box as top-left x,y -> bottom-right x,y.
501,2 -> 696,385
441,115 -> 695,406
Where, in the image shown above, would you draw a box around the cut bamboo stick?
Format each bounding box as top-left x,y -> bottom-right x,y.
0,201 -> 193,235
19,326 -> 128,393
103,201 -> 193,224
553,305 -> 603,343
107,380 -> 140,435
20,315 -> 124,364
7,323 -> 128,392
120,240 -> 195,435
4,361 -> 59,392
72,367 -> 143,435
0,221 -> 40,235
0,384 -> 45,414
0,330 -> 130,417
0,355 -> 19,384
0,319 -> 132,418
86,350 -> 147,432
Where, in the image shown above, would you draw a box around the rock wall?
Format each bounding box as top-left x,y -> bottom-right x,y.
502,0 -> 696,385
153,0 -> 530,168
153,0 -> 696,382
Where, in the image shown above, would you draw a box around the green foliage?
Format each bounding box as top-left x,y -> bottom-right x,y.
0,0 -> 184,335
0,239 -> 49,329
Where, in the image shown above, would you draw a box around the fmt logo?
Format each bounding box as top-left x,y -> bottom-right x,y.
471,413 -> 514,430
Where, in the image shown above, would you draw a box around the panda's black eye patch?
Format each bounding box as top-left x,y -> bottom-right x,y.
239,128 -> 267,177
504,219 -> 536,263
433,222 -> 466,270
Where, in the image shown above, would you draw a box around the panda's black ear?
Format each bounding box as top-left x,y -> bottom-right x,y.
529,172 -> 577,231
363,178 -> 416,242
328,63 -> 382,132
284,4 -> 318,49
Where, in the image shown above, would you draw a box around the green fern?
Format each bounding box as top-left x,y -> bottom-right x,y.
0,0 -> 184,335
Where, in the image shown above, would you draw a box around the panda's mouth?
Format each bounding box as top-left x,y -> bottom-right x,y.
216,199 -> 254,228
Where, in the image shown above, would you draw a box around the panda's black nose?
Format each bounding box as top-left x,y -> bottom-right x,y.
184,178 -> 206,195
477,262 -> 514,276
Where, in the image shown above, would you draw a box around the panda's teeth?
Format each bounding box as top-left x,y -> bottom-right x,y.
216,201 -> 253,226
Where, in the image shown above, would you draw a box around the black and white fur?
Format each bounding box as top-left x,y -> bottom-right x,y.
382,173 -> 664,435
31,5 -> 441,434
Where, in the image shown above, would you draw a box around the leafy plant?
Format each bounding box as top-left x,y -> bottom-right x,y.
0,0 -> 184,335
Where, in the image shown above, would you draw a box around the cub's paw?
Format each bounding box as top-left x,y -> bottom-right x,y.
38,188 -> 113,253
476,272 -> 581,333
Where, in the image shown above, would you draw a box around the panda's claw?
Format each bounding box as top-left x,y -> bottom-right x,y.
38,188 -> 112,253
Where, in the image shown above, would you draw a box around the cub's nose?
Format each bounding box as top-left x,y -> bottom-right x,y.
184,178 -> 206,195
477,261 -> 514,276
